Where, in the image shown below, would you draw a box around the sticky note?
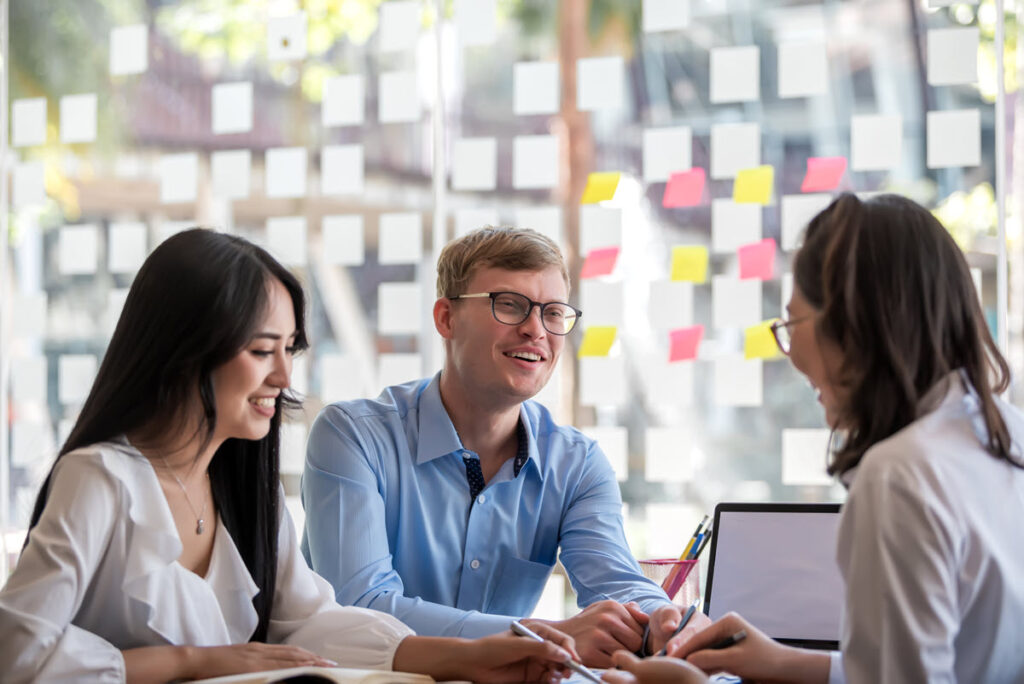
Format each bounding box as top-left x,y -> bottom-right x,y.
322,74 -> 365,127
580,281 -> 624,326
714,356 -> 763,406
265,147 -> 307,198
645,428 -> 694,483
581,172 -> 621,204
648,281 -> 694,329
211,149 -> 251,199
378,1 -> 420,53
662,169 -> 705,208
778,41 -> 827,98
59,224 -> 99,275
12,98 -> 46,147
452,138 -> 497,191
670,246 -> 708,283
710,46 -> 760,104
781,429 -> 833,485
267,13 -> 307,61
738,238 -> 776,280
379,353 -> 423,390
643,0 -> 689,32
580,246 -> 620,279
577,56 -> 624,111
669,325 -> 704,362
515,206 -> 562,245
13,292 -> 47,338
319,354 -> 363,402
13,161 -> 46,209
644,357 -> 694,408
733,165 -> 774,204
379,71 -> 421,123
12,421 -> 50,467
321,144 -> 364,195
513,135 -> 559,189
212,82 -> 253,134
643,126 -> 692,183
514,61 -> 559,115
110,24 -> 148,75
378,212 -> 423,264
108,221 -> 148,274
712,276 -> 762,328
928,27 -> 979,86
744,320 -> 781,359
579,356 -> 626,406
59,354 -> 97,405
578,326 -> 617,357
266,217 -> 307,266
927,109 -> 980,169
378,282 -> 421,335
159,153 -> 198,204
11,355 -> 47,404
580,207 -> 622,254
711,122 -> 760,179
581,426 -> 628,481
60,93 -> 97,144
781,194 -> 832,251
323,215 -> 365,266
851,114 -> 902,171
711,199 -> 761,253
455,0 -> 496,47
801,156 -> 847,193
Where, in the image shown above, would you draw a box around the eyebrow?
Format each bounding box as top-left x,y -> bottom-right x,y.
251,331 -> 298,341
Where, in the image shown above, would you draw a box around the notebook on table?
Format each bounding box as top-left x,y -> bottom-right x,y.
191,667 -> 436,684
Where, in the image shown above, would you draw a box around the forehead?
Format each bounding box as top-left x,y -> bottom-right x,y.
467,266 -> 569,298
261,278 -> 296,329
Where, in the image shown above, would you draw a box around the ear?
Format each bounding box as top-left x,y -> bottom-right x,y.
434,297 -> 455,340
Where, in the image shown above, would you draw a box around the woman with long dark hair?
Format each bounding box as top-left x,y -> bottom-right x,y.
0,229 -> 577,683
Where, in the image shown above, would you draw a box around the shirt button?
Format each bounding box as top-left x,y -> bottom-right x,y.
477,494 -> 486,505
470,559 -> 481,570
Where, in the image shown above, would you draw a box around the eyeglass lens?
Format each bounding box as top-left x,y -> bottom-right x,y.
492,292 -> 578,335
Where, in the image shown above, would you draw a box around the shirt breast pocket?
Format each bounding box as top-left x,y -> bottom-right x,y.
486,556 -> 555,616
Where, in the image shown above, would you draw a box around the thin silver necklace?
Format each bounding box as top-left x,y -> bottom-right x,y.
158,455 -> 208,535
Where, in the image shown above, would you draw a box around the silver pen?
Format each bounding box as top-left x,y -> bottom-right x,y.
510,620 -> 603,684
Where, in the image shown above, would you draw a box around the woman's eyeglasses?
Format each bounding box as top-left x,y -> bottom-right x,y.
769,316 -> 811,355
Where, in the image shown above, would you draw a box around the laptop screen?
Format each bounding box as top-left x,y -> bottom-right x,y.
703,502 -> 843,650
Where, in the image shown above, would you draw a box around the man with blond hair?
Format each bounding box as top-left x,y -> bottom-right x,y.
302,227 -> 686,665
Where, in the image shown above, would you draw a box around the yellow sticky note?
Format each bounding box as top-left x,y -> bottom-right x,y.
733,165 -> 774,205
578,326 -> 617,357
670,246 -> 709,283
744,320 -> 781,360
581,172 -> 621,204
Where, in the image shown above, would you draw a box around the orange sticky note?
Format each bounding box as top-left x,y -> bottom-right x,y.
670,246 -> 708,283
738,238 -> 776,280
662,168 -> 706,208
581,172 -> 621,204
745,320 -> 781,360
580,247 -> 620,279
578,326 -> 617,357
801,156 -> 847,193
733,165 -> 774,205
669,325 -> 704,362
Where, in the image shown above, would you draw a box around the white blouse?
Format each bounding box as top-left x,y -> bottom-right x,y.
0,438 -> 414,683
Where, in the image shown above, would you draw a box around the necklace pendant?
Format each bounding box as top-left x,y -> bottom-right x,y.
196,519 -> 205,535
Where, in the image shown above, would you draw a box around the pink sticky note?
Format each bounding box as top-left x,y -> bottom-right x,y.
801,156 -> 847,193
580,246 -> 620,279
662,168 -> 706,208
669,325 -> 704,362
738,238 -> 776,280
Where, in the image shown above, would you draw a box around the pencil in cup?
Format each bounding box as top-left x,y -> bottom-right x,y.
638,558 -> 700,603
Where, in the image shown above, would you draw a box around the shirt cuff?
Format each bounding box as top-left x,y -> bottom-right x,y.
827,650 -> 845,684
455,610 -> 521,639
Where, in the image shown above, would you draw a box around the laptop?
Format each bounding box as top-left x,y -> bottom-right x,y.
702,502 -> 843,650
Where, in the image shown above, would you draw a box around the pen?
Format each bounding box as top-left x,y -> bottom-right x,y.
655,598 -> 701,656
708,629 -> 747,650
691,526 -> 713,560
663,515 -> 708,592
510,620 -> 603,684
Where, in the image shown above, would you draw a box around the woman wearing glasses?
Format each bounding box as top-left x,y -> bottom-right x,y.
605,194 -> 1024,684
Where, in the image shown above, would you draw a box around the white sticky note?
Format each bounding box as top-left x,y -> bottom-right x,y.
712,276 -> 762,329
513,135 -> 559,189
643,126 -> 692,182
645,504 -> 702,558
581,426 -> 628,482
322,74 -> 365,127
110,24 -> 148,76
782,272 -> 794,312
514,61 -> 559,115
712,199 -> 762,253
648,281 -> 694,329
710,122 -> 760,179
59,354 -> 97,405
580,206 -> 622,255
645,427 -> 693,483
378,282 -> 422,335
781,194 -> 832,251
714,356 -> 763,406
646,357 -> 694,407
59,224 -> 98,275
267,13 -> 307,61
379,353 -> 422,389
851,114 -> 902,171
378,212 -> 423,264
12,421 -> 50,468
108,221 -> 148,274
581,281 -> 624,326
212,82 -> 253,134
159,152 -> 198,204
928,27 -> 979,86
12,98 -> 46,147
211,149 -> 251,199
514,206 -> 562,245
710,46 -> 760,104
455,208 -> 499,238
13,292 -> 47,338
643,0 -> 689,32
266,216 -> 307,266
13,161 -> 46,209
579,356 -> 627,406
11,355 -> 47,405
455,0 -> 496,46
378,1 -> 420,53
578,56 -> 624,111
379,71 -> 421,123
927,109 -> 980,168
321,144 -> 364,195
320,354 -> 367,402
782,429 -> 833,486
280,422 -> 307,475
265,147 -> 307,198
323,215 -> 365,266
60,93 -> 97,144
452,138 -> 497,191
778,41 -> 828,98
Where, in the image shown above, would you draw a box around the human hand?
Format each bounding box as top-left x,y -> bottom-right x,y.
460,624 -> 577,683
529,600 -> 647,667
646,604 -> 711,656
188,643 -> 336,678
602,651 -> 709,684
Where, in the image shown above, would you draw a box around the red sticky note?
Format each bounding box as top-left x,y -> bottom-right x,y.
669,325 -> 704,362
801,156 -> 847,193
662,168 -> 706,208
738,238 -> 776,280
580,247 -> 620,279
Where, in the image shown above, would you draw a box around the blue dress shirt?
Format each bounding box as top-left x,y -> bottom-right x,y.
301,373 -> 671,638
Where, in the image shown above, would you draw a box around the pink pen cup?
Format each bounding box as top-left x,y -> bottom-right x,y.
638,558 -> 700,607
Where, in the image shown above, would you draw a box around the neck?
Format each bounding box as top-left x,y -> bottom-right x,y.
128,423 -> 223,482
438,369 -> 520,463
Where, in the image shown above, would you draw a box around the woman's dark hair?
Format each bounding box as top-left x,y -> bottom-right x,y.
27,228 -> 308,642
794,193 -> 1013,476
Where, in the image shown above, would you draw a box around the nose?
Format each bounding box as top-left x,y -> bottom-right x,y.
517,304 -> 547,339
267,348 -> 292,388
